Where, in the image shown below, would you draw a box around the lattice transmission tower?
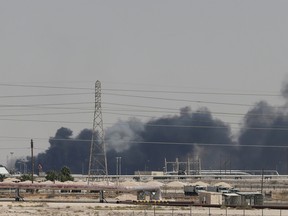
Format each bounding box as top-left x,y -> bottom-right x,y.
88,80 -> 108,178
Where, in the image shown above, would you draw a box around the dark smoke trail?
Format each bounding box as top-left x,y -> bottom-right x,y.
237,80 -> 288,174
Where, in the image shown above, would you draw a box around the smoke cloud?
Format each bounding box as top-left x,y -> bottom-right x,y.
32,106 -> 234,174
105,118 -> 144,152
236,81 -> 288,173
26,79 -> 288,175
128,106 -> 233,172
34,127 -> 91,174
281,79 -> 288,100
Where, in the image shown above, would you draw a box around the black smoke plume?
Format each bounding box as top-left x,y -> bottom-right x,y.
236,80 -> 288,174
25,80 -> 288,175
35,127 -> 91,174
104,106 -> 234,174
29,106 -> 233,174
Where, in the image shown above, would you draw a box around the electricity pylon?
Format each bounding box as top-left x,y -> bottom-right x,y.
88,80 -> 108,179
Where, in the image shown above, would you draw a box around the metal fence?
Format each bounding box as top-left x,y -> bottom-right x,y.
97,206 -> 288,216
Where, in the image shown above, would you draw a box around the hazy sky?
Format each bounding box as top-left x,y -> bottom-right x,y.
1,1 -> 288,167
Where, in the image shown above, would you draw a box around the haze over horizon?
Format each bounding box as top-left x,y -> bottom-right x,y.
1,1 -> 288,170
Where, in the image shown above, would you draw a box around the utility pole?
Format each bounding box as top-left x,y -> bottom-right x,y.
116,157 -> 121,186
88,80 -> 108,181
116,157 -> 122,176
261,169 -> 264,194
9,152 -> 14,172
31,139 -> 34,184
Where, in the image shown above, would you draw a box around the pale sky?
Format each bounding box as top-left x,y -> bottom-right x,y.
1,1 -> 288,167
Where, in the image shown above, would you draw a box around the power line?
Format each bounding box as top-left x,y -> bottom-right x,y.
0,102 -> 278,120
104,92 -> 256,107
0,83 -> 286,132
0,83 -> 92,90
0,92 -> 92,98
104,102 -> 180,110
103,88 -> 282,97
0,111 -> 92,117
1,137 -> 288,149
0,101 -> 93,108
145,123 -> 288,130
0,95 -> 257,109
0,82 -> 281,97
0,102 -> 277,121
1,117 -> 288,132
0,83 -> 281,108
0,118 -> 90,124
103,107 -> 277,118
122,141 -> 288,149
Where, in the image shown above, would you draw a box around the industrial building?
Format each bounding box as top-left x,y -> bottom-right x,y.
0,166 -> 9,176
198,191 -> 223,205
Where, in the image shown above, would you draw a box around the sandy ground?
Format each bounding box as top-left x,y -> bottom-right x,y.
0,201 -> 287,216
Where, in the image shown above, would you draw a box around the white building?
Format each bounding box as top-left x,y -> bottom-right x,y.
198,191 -> 223,205
0,166 -> 9,175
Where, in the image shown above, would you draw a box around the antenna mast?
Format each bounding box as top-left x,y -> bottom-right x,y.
88,80 -> 108,179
